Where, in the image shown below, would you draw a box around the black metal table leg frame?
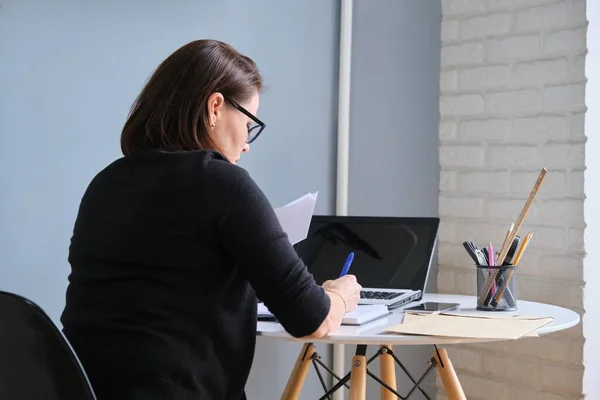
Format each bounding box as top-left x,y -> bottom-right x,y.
312,356 -> 350,389
317,345 -> 368,400
315,344 -> 440,400
355,344 -> 368,357
317,369 -> 353,400
433,344 -> 444,368
365,370 -> 404,398
304,351 -> 351,400
386,347 -> 433,400
402,359 -> 436,400
312,358 -> 332,400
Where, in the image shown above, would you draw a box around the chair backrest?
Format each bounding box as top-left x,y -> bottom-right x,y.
0,290 -> 96,400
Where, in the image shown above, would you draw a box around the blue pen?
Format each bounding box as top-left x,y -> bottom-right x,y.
340,252 -> 354,277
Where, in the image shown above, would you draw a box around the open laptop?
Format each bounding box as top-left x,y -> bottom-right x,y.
293,215 -> 440,309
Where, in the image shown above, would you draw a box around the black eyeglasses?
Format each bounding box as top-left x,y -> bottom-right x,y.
226,99 -> 266,144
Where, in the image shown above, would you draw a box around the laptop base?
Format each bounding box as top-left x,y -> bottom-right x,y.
387,292 -> 422,310
358,289 -> 421,308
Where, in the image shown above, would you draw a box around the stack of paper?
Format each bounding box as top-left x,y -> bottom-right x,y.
342,305 -> 390,326
274,192 -> 318,245
257,303 -> 390,326
387,312 -> 553,340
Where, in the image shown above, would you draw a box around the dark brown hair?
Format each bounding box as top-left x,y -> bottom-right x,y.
120,39 -> 263,156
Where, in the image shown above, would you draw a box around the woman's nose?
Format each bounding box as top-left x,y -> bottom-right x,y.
242,143 -> 250,153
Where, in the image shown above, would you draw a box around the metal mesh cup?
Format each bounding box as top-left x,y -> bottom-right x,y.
476,265 -> 517,311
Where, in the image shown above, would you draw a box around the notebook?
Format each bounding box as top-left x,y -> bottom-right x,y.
341,304 -> 391,325
257,303 -> 390,326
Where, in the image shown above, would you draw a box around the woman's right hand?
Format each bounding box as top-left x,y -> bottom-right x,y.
303,275 -> 363,339
322,275 -> 362,313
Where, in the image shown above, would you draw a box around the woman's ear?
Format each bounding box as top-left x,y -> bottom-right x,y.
206,92 -> 225,126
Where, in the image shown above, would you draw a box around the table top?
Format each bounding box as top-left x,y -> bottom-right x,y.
256,293 -> 581,345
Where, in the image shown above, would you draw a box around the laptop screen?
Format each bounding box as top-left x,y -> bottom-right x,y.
294,216 -> 440,291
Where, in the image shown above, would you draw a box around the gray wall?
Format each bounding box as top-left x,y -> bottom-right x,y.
345,1 -> 441,398
0,0 -> 441,399
0,1 -> 337,399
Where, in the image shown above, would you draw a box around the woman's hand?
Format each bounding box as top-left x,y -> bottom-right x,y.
303,275 -> 363,339
322,275 -> 362,313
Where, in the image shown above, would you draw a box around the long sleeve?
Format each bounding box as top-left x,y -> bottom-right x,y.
205,160 -> 330,338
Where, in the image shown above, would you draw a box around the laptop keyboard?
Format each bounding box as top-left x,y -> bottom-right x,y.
360,290 -> 405,300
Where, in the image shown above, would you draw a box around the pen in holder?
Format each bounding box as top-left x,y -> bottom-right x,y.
476,264 -> 517,311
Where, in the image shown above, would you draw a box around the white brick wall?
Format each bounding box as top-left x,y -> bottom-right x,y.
437,0 -> 587,398
583,1 -> 599,397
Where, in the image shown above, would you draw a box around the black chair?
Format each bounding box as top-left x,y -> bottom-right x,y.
0,290 -> 97,400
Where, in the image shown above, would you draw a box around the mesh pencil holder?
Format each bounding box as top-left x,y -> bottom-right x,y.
476,265 -> 517,311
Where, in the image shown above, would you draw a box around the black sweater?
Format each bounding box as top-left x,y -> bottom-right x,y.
60,149 -> 330,400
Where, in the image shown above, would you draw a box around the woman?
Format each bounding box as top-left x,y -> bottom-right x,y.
60,39 -> 362,400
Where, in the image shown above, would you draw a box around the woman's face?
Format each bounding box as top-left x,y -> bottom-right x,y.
207,91 -> 260,164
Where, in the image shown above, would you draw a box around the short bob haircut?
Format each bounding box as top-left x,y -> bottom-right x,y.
120,39 -> 263,157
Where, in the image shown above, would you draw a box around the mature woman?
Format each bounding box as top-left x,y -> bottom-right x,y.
60,39 -> 362,400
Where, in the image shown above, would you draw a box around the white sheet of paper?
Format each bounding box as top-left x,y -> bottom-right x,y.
274,192 -> 318,245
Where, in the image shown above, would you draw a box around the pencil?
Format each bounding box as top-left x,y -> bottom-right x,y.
513,231 -> 533,266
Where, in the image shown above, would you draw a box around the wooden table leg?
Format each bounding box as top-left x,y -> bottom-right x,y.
433,348 -> 466,400
280,343 -> 316,400
380,345 -> 397,400
349,345 -> 367,400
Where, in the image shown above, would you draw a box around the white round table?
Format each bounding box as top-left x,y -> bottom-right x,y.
257,294 -> 580,400
257,293 -> 580,344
